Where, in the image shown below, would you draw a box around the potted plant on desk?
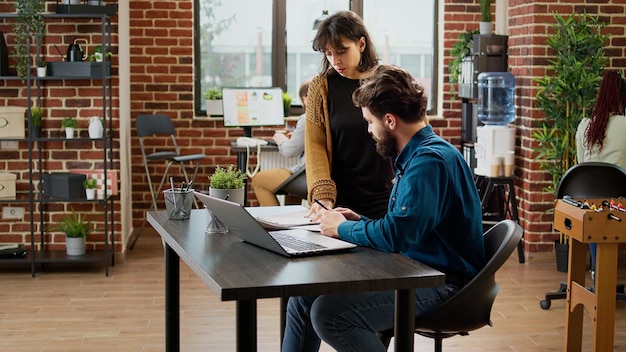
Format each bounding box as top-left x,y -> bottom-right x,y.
205,87 -> 223,117
209,165 -> 246,206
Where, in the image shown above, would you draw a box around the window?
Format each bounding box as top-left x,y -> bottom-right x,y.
195,0 -> 438,116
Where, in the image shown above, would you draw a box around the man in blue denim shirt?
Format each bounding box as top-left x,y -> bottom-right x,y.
282,65 -> 485,352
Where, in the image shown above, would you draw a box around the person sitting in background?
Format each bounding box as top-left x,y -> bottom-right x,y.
251,80 -> 309,206
576,70 -> 626,170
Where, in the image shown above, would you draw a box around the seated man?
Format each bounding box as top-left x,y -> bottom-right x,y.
251,80 -> 309,206
282,65 -> 486,352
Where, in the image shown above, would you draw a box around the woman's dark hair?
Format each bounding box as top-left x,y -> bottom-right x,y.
585,70 -> 626,151
312,10 -> 378,74
352,65 -> 427,123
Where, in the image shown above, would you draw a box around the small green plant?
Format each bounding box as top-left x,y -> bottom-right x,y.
30,106 -> 43,127
448,29 -> 479,88
61,117 -> 77,129
83,178 -> 98,190
282,92 -> 292,116
204,87 -> 223,100
49,208 -> 93,238
36,59 -> 45,68
88,45 -> 113,62
480,0 -> 492,22
209,165 -> 246,189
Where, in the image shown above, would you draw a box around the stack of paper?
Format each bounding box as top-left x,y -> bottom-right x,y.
254,208 -> 320,231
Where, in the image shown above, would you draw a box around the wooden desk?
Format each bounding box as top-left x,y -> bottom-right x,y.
553,199 -> 625,351
147,209 -> 445,352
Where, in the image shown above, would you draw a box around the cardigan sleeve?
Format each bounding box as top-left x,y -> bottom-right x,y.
305,74 -> 337,204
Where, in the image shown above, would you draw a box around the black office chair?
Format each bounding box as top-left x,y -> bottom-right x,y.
539,161 -> 626,309
275,165 -> 307,200
130,114 -> 206,249
379,219 -> 524,352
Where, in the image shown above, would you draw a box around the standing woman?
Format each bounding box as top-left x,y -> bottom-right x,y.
305,10 -> 394,218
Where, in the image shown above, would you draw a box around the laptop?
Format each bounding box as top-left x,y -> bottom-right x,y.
193,191 -> 357,257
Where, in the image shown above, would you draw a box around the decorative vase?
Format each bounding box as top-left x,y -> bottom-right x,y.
65,127 -> 75,139
88,116 -> 103,139
209,187 -> 245,206
479,21 -> 493,35
205,99 -> 223,117
85,188 -> 96,200
66,237 -> 85,256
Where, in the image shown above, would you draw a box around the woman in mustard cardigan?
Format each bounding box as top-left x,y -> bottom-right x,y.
305,10 -> 394,218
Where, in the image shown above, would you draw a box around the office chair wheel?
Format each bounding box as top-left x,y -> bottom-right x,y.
539,299 -> 551,310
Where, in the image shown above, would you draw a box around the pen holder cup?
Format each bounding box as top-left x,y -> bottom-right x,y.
164,188 -> 194,220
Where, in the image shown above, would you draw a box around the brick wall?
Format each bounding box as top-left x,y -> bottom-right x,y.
2,1 -> 625,254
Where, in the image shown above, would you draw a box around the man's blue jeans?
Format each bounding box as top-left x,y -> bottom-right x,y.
281,284 -> 460,352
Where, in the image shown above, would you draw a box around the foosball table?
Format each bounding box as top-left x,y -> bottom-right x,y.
553,197 -> 625,351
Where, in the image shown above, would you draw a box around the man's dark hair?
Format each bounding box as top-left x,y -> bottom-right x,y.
352,65 -> 427,122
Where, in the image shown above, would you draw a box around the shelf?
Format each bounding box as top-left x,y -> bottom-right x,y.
34,250 -> 112,264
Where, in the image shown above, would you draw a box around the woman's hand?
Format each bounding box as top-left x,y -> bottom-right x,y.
306,198 -> 333,221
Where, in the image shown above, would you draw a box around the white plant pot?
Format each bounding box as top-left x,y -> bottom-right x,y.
209,187 -> 245,206
94,52 -> 104,62
66,237 -> 85,256
205,99 -> 223,117
65,127 -> 75,139
65,0 -> 81,4
85,188 -> 96,200
36,66 -> 46,77
479,22 -> 493,35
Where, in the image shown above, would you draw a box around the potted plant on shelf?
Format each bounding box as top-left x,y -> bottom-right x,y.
479,0 -> 492,35
61,117 -> 78,139
29,106 -> 43,139
36,59 -> 46,77
89,45 -> 112,62
13,0 -> 46,78
209,165 -> 246,206
532,13 -> 607,272
448,29 -> 479,96
282,91 -> 292,117
204,87 -> 223,117
83,178 -> 98,200
49,208 -> 93,256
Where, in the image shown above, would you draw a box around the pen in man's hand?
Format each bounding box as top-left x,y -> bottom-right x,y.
313,198 -> 329,210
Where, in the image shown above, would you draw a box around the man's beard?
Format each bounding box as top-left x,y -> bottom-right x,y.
374,128 -> 397,159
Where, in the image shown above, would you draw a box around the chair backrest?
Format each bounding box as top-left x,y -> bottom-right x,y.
556,162 -> 626,199
275,165 -> 307,200
414,219 -> 523,334
136,113 -> 176,137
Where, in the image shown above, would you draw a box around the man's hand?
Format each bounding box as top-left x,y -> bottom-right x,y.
319,209 -> 347,238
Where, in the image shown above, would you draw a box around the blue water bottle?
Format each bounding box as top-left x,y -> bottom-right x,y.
477,72 -> 515,125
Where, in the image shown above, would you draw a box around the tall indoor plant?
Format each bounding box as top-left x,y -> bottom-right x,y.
533,13 -> 608,196
14,0 -> 46,78
532,13 -> 607,269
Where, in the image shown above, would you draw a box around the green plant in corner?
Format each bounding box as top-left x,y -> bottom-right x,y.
83,178 -> 98,190
209,165 -> 246,190
204,87 -> 223,100
532,13 -> 608,196
448,29 -> 479,92
13,0 -> 46,78
49,208 -> 93,238
61,117 -> 77,129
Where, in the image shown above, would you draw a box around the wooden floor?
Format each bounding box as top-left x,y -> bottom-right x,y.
1,230 -> 625,352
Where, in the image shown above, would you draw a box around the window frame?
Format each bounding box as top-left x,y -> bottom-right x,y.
194,0 -> 439,117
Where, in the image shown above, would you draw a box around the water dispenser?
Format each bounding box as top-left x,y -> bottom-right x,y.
477,72 -> 515,125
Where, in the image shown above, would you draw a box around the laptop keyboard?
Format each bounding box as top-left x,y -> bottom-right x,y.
270,232 -> 327,252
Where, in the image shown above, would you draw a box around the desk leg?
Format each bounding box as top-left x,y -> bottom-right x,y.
280,297 -> 287,350
237,299 -> 257,352
236,150 -> 249,205
165,244 -> 180,352
394,288 -> 416,351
